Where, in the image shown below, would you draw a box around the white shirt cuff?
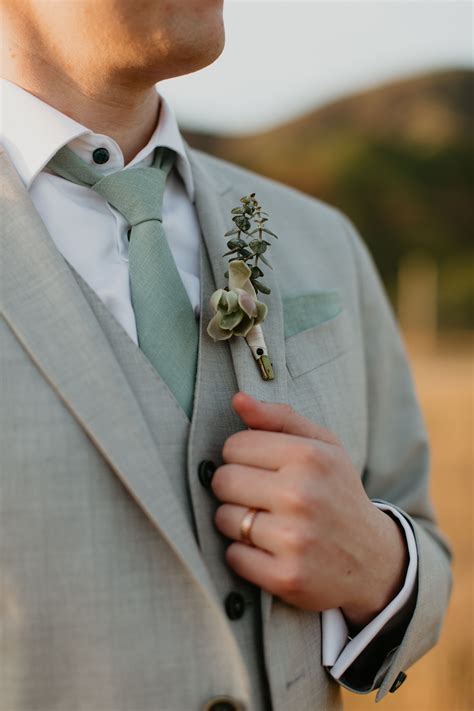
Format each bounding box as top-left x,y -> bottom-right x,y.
322,502 -> 418,679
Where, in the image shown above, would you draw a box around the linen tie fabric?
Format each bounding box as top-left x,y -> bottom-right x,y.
46,144 -> 198,418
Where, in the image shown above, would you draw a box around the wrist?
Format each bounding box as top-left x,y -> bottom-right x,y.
341,509 -> 409,630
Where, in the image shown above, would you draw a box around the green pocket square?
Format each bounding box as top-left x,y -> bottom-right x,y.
282,290 -> 343,339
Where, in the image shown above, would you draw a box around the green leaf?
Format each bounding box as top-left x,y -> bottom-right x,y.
249,239 -> 267,255
233,215 -> 251,232
231,207 -> 244,214
252,279 -> 271,295
255,300 -> 268,323
238,248 -> 253,259
227,238 -> 247,250
207,311 -> 233,342
220,310 -> 244,330
263,227 -> 278,239
259,254 -> 273,269
222,248 -> 240,257
251,266 -> 264,278
224,227 -> 240,237
232,314 -> 254,337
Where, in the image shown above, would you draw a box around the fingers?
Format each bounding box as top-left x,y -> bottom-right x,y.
211,463 -> 278,511
214,504 -> 277,553
222,428 -> 334,470
232,392 -> 339,444
224,541 -> 279,594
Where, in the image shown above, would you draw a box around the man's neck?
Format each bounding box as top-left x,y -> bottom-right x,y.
1,36 -> 161,165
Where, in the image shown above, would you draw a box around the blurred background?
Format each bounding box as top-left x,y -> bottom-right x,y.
160,1 -> 473,709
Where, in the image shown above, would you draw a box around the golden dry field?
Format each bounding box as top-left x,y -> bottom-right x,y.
344,332 -> 473,711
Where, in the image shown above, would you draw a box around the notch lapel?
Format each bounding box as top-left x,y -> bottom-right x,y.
187,146 -> 289,627
0,146 -> 222,616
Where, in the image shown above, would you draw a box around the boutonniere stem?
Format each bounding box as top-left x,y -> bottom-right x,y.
207,193 -> 278,380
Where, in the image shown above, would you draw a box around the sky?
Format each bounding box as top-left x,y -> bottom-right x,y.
158,0 -> 473,135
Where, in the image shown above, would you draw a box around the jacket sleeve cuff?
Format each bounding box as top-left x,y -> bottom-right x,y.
322,502 -> 418,680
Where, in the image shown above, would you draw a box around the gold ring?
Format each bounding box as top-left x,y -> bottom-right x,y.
240,507 -> 259,546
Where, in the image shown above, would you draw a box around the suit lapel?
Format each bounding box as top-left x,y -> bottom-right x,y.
187,146 -> 288,627
188,147 -> 288,405
0,146 -> 222,615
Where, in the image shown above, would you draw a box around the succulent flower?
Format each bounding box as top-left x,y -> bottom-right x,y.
207,260 -> 268,342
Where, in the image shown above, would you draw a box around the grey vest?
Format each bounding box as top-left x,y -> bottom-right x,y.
67,243 -> 272,711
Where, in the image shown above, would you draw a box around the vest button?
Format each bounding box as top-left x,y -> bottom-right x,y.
201,697 -> 245,711
198,460 -> 216,489
92,147 -> 110,164
225,591 -> 246,620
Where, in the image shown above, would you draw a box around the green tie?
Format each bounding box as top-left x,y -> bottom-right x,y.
46,145 -> 198,418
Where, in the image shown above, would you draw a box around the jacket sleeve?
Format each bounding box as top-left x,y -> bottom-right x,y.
332,209 -> 453,701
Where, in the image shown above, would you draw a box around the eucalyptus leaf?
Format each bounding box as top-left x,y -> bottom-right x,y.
252,279 -> 271,295
262,227 -> 278,239
249,240 -> 267,255
233,216 -> 251,232
238,248 -> 253,259
222,248 -> 240,257
259,254 -> 273,269
227,237 -> 247,250
224,227 -> 240,237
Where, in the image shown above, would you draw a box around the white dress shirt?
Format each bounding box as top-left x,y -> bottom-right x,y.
0,77 -> 417,682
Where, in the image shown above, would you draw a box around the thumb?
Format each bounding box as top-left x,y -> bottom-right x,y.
232,392 -> 339,444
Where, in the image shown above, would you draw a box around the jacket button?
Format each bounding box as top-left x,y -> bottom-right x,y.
201,697 -> 245,711
198,460 -> 216,489
92,147 -> 110,164
225,591 -> 246,620
390,671 -> 407,693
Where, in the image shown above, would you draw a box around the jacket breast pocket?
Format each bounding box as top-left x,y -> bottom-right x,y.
284,308 -> 367,474
285,307 -> 353,378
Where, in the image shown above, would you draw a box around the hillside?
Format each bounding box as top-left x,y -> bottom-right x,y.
183,68 -> 473,329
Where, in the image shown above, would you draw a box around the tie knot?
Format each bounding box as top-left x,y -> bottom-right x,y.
46,145 -> 176,227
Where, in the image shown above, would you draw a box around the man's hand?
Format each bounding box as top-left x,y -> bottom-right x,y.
212,392 -> 408,628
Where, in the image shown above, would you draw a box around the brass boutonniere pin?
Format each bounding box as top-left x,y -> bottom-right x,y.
207,193 -> 277,381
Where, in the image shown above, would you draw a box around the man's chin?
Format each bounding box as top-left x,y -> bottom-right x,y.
161,34 -> 225,80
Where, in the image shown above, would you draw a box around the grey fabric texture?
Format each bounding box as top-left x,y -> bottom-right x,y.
67,248 -> 273,711
0,141 -> 451,711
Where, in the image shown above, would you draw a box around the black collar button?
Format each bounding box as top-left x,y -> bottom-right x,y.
92,147 -> 110,164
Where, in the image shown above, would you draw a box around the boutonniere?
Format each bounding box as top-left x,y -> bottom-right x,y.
206,193 -> 277,381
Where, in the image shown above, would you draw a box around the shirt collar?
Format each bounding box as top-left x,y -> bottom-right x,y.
0,78 -> 195,201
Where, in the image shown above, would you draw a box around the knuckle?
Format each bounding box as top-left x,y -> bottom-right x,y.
282,524 -> 310,554
223,430 -> 255,461
283,481 -> 314,514
319,446 -> 338,474
297,443 -> 320,468
283,484 -> 308,513
279,562 -> 305,596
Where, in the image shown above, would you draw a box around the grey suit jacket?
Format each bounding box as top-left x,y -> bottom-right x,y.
0,143 -> 452,711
